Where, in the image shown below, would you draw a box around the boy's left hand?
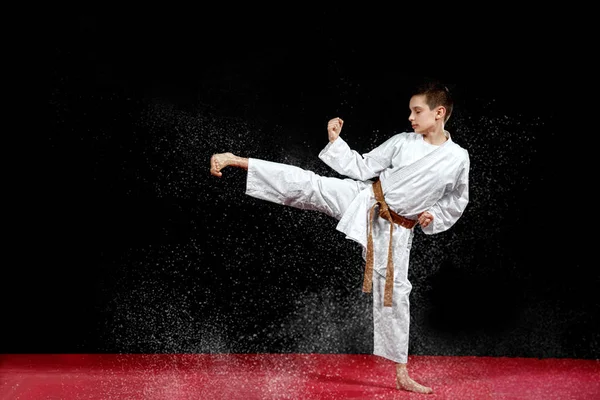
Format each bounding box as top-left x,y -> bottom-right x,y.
418,212 -> 434,228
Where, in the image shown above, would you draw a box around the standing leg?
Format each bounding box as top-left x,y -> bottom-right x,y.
371,223 -> 433,394
373,272 -> 432,394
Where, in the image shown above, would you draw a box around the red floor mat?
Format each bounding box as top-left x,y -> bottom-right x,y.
1,354 -> 599,399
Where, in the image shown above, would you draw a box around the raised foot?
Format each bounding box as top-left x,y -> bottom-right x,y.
210,152 -> 235,178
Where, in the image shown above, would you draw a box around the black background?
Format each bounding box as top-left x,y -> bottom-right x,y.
6,9 -> 596,360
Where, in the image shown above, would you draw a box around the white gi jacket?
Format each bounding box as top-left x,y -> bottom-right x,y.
318,131 -> 470,279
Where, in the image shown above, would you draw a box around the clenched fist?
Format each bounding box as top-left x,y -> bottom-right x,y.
327,117 -> 344,143
418,211 -> 434,228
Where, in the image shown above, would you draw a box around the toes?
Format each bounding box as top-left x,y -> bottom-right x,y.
210,162 -> 220,178
210,156 -> 221,174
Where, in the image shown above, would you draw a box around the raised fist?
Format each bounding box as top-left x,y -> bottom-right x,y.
327,117 -> 344,143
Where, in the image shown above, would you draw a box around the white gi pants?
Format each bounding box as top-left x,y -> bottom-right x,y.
245,158 -> 413,364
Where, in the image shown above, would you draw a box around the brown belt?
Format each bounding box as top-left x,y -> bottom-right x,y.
363,178 -> 417,307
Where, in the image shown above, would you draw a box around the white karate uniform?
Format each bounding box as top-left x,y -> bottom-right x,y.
245,131 -> 470,363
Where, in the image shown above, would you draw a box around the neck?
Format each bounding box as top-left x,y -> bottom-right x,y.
422,128 -> 448,145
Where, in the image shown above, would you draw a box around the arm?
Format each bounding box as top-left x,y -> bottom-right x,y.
319,117 -> 402,181
421,153 -> 470,235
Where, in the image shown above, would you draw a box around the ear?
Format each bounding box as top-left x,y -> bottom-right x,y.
435,106 -> 446,120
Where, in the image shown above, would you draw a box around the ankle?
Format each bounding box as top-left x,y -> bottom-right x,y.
234,156 -> 249,170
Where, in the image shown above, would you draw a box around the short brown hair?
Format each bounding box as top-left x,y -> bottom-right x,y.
412,80 -> 454,123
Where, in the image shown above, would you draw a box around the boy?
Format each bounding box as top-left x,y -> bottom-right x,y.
210,81 -> 470,393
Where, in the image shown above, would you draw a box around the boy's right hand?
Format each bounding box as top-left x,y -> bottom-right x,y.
327,117 -> 344,143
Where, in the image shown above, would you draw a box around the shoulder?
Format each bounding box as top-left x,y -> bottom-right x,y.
446,133 -> 469,157
449,141 -> 469,155
445,138 -> 470,168
372,131 -> 411,149
388,131 -> 411,140
385,131 -> 419,146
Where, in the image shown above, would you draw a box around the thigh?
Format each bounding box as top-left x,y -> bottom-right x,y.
312,176 -> 369,220
246,158 -> 367,220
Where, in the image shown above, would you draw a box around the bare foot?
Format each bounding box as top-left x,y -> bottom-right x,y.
210,152 -> 235,178
396,364 -> 433,394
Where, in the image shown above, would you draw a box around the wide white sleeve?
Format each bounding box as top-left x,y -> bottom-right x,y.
422,152 -> 470,235
318,134 -> 402,181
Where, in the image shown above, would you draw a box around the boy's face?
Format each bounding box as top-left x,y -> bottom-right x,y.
408,94 -> 442,134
